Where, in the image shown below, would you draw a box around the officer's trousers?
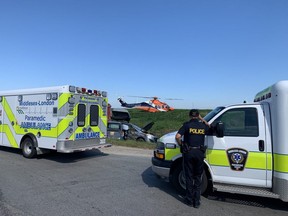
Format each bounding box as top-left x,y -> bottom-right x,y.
183,149 -> 204,203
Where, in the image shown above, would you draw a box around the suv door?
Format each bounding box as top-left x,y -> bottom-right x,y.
206,104 -> 272,187
107,122 -> 123,139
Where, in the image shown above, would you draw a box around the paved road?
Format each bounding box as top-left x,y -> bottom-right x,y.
0,145 -> 287,216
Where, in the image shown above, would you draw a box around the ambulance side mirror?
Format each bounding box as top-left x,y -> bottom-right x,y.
215,122 -> 224,138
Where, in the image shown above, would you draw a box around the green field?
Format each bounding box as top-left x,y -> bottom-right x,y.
108,109 -> 212,149
128,109 -> 212,137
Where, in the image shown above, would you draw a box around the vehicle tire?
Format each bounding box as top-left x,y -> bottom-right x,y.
21,137 -> 37,158
171,163 -> 186,195
171,163 -> 209,195
136,137 -> 145,142
201,170 -> 208,195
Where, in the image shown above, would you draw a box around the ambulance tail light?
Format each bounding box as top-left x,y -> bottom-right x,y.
68,97 -> 75,104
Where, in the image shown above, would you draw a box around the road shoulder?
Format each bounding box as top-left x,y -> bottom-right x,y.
101,145 -> 153,157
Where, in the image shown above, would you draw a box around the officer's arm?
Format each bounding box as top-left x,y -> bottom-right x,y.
175,133 -> 182,145
199,114 -> 210,127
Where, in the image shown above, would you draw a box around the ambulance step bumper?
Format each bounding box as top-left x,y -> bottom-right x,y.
57,144 -> 112,153
213,183 -> 280,199
57,140 -> 112,153
59,144 -> 112,153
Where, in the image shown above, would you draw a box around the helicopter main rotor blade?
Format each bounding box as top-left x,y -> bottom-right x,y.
164,98 -> 183,100
128,95 -> 159,99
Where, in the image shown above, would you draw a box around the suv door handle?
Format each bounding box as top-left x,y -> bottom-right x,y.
259,140 -> 265,152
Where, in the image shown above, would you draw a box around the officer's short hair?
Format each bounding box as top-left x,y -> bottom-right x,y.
189,109 -> 199,117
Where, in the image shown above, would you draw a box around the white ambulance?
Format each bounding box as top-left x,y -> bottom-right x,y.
0,85 -> 110,158
152,80 -> 288,202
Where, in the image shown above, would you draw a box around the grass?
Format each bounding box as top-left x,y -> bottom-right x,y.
108,109 -> 212,148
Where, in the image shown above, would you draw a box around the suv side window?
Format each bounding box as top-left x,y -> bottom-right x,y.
213,108 -> 259,137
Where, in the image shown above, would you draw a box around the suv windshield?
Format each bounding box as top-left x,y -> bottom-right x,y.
204,106 -> 225,122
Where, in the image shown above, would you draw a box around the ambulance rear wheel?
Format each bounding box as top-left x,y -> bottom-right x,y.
172,163 -> 208,195
21,137 -> 37,158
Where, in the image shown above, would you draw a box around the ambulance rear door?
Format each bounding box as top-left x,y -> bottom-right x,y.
73,95 -> 105,142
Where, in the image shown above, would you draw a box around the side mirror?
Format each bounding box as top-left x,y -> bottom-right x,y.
215,122 -> 224,138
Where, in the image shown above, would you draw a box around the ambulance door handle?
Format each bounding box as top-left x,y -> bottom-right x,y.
259,140 -> 265,152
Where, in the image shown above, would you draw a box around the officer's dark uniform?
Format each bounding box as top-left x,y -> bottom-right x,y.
177,111 -> 209,207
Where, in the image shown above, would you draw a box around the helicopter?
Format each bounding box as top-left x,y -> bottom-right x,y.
117,96 -> 181,112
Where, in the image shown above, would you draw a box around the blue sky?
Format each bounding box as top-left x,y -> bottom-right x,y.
0,0 -> 287,109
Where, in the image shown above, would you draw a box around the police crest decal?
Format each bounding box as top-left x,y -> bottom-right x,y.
226,148 -> 248,171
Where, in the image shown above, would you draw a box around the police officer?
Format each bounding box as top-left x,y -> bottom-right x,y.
175,109 -> 210,208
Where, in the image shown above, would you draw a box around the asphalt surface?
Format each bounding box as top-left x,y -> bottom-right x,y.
0,145 -> 287,216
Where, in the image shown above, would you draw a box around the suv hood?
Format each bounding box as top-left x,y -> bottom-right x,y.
142,122 -> 154,132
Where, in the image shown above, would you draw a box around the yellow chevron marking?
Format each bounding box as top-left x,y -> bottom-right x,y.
2,124 -> 19,148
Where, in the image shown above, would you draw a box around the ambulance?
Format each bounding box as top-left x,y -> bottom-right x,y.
152,80 -> 288,202
0,85 -> 110,158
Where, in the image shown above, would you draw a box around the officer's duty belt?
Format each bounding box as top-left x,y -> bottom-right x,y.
189,146 -> 200,149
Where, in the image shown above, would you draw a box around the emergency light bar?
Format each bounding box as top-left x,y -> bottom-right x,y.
76,87 -> 82,93
74,86 -> 107,97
